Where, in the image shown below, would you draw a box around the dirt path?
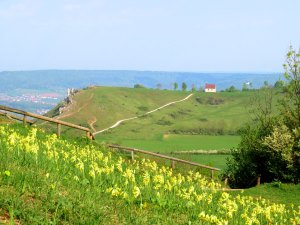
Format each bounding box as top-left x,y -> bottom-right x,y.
93,93 -> 193,136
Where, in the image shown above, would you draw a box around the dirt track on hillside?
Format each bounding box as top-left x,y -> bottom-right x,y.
93,93 -> 193,136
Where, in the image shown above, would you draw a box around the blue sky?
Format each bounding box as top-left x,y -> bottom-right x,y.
0,0 -> 299,72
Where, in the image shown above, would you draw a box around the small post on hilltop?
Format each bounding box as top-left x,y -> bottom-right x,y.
23,114 -> 27,125
171,160 -> 175,170
57,123 -> 61,138
257,174 -> 261,187
224,178 -> 228,186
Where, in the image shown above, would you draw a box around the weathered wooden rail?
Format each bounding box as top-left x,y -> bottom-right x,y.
0,105 -> 94,140
109,144 -> 221,179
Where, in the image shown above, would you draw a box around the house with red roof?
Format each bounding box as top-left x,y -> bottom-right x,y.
205,84 -> 216,93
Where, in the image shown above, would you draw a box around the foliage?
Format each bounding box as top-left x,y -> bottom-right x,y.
225,85 -> 238,92
173,82 -> 178,90
274,80 -> 285,89
182,82 -> 187,91
224,47 -> 300,188
156,83 -> 162,90
242,83 -> 250,91
134,84 -> 145,88
1,124 -> 299,224
195,96 -> 224,105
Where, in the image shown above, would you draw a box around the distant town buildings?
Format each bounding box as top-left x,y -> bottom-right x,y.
205,84 -> 216,93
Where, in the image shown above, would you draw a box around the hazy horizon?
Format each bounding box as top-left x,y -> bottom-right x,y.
1,0 -> 299,72
0,69 -> 282,74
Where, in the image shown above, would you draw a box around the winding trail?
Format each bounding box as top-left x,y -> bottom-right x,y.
93,93 -> 193,136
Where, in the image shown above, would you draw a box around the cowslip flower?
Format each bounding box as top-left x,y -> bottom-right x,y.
133,186 -> 141,198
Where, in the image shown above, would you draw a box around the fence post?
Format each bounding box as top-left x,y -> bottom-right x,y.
86,131 -> 90,139
211,170 -> 214,179
171,160 -> 175,170
131,151 -> 134,161
257,174 -> 261,187
224,178 -> 228,186
57,123 -> 61,138
23,115 -> 27,125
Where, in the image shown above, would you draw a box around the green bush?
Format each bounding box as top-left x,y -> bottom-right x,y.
223,47 -> 300,188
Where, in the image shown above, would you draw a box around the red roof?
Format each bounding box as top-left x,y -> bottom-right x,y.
205,84 -> 216,89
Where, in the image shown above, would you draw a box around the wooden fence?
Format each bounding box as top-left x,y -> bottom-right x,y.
0,105 -> 94,140
0,105 -> 220,179
109,144 -> 221,179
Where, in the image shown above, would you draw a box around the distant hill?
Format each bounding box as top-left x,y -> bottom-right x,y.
0,70 -> 282,113
0,70 -> 281,92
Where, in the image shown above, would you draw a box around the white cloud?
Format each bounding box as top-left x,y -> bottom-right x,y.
0,1 -> 39,19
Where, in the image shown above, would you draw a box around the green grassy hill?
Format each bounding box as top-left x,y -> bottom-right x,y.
0,124 -> 298,224
42,86 -> 279,168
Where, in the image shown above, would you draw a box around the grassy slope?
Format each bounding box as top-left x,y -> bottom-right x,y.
0,125 -> 298,224
63,86 -> 187,129
0,115 -> 13,125
42,87 -> 280,169
100,91 -> 252,140
242,183 -> 300,206
52,87 -> 256,143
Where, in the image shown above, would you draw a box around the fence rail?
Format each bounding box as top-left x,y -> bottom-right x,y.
0,105 -> 94,140
1,105 -> 223,179
109,144 -> 221,179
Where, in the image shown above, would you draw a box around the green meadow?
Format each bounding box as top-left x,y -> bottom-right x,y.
106,134 -> 241,153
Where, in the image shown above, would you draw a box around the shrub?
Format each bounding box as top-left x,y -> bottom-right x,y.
223,47 -> 300,188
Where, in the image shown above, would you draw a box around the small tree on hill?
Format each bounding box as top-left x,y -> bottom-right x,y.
226,85 -> 237,92
191,84 -> 196,92
173,82 -> 178,91
242,83 -> 249,91
156,83 -> 162,90
182,82 -> 187,91
134,84 -> 145,88
274,80 -> 285,89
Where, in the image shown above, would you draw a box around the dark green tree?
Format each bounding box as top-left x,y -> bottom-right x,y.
174,82 -> 178,91
156,83 -> 162,90
134,84 -> 145,88
226,85 -> 237,92
242,83 -> 250,91
274,80 -> 285,89
182,82 -> 187,91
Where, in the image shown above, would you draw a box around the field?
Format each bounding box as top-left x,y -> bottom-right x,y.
108,134 -> 241,153
106,134 -> 239,169
1,124 -> 299,224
